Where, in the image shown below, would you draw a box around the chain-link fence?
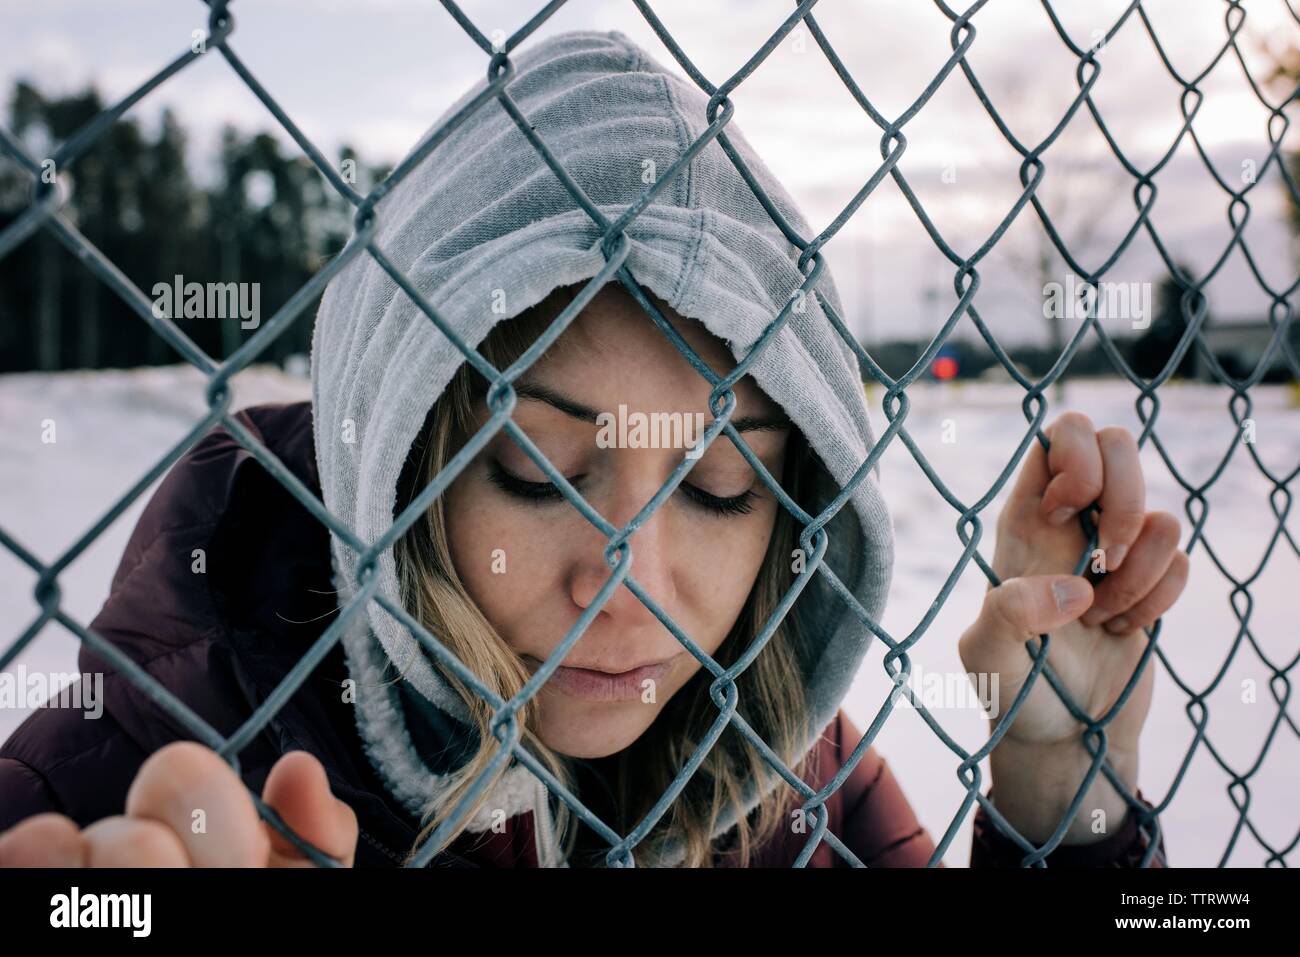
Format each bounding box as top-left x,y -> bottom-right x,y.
2,0 -> 1298,868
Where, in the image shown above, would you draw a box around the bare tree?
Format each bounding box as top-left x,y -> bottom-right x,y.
986,63 -> 1134,400
1259,33 -> 1300,265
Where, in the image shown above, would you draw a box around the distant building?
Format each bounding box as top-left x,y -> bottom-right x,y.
1190,318 -> 1300,383
860,315 -> 1300,385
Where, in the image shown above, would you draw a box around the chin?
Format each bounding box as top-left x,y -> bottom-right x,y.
533,698 -> 656,759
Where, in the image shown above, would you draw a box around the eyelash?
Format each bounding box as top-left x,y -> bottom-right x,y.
487,460 -> 757,517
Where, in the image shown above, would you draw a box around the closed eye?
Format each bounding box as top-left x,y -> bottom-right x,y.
486,459 -> 756,517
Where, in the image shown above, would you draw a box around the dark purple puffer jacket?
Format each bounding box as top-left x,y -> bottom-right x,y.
0,402 -> 1166,867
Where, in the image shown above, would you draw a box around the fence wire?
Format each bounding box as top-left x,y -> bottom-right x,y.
2,0 -> 1299,868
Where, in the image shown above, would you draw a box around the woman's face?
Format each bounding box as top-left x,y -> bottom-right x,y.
444,285 -> 791,759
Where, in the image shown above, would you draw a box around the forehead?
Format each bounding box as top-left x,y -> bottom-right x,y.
523,284 -> 781,417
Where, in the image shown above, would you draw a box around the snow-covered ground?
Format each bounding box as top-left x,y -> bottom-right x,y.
1,365 -> 1297,866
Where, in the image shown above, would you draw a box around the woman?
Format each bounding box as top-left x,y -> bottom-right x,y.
0,30 -> 1185,868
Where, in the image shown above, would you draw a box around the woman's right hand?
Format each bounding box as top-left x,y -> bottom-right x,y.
0,742 -> 357,866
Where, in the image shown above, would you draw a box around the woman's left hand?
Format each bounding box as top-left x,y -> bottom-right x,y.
957,412 -> 1187,845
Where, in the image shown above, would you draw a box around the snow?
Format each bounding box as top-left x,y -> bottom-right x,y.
1,365 -> 1297,866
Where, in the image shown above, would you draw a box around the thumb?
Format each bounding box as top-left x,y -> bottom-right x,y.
261,750 -> 358,867
969,574 -> 1094,645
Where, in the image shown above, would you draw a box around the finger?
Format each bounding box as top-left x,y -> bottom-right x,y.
1095,427 -> 1146,570
1003,434 -> 1051,516
125,740 -> 270,867
0,813 -> 86,867
1038,413 -> 1103,525
1081,511 -> 1180,628
81,815 -> 191,867
261,751 -> 358,867
966,574 -> 1094,645
1102,550 -> 1189,636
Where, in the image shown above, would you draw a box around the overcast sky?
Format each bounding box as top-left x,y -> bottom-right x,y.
3,0 -> 1298,345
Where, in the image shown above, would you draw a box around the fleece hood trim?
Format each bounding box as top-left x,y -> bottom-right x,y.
311,28 -> 894,867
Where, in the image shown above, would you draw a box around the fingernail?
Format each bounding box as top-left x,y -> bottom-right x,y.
1104,616 -> 1131,635
1108,544 -> 1128,570
1048,507 -> 1075,526
1052,577 -> 1091,613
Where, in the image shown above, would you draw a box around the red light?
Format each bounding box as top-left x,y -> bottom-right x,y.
932,356 -> 958,380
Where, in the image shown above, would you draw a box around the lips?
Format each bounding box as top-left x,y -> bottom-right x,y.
524,655 -> 674,703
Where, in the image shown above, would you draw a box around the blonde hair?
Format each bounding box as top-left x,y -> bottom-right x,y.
392,284 -> 817,867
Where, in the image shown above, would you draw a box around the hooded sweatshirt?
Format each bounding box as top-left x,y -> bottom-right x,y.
310,28 -> 895,868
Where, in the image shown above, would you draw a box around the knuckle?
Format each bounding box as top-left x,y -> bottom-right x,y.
120,820 -> 187,865
82,817 -> 154,867
0,813 -> 84,866
1075,473 -> 1104,501
1056,410 -> 1095,435
1131,554 -> 1190,627
1144,510 -> 1182,548
15,812 -> 80,841
995,582 -> 1033,635
1100,569 -> 1144,606
1167,549 -> 1190,585
1105,580 -> 1145,610
1110,510 -> 1147,541
147,740 -> 220,781
1102,582 -> 1144,613
1097,425 -> 1137,452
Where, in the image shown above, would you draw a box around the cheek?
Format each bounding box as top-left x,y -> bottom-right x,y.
675,507 -> 780,651
443,478 -> 558,641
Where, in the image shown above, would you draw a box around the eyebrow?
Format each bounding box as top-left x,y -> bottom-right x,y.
511,381 -> 792,433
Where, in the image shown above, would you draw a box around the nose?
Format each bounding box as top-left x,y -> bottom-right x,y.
567,476 -> 679,631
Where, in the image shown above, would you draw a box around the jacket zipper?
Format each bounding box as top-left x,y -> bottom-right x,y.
533,777 -> 560,867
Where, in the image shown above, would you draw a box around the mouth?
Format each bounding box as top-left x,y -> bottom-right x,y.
523,654 -> 676,703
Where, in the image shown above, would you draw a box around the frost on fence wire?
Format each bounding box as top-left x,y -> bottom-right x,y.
1,0 -> 1297,868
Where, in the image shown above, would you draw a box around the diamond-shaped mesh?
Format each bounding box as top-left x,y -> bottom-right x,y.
2,0 -> 1297,868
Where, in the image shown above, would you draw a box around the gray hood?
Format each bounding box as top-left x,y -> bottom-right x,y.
310,28 -> 894,867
